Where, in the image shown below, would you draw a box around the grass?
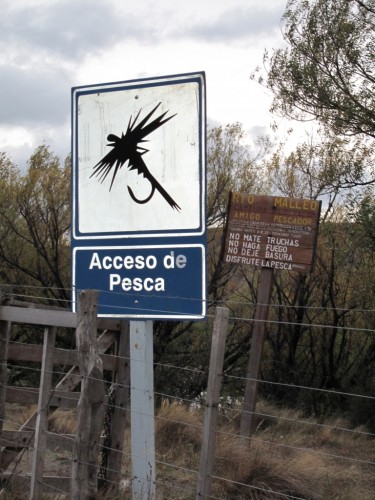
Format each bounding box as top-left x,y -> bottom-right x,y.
2,399 -> 375,499
154,399 -> 375,499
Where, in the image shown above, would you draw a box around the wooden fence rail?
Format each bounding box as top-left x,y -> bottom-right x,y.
71,290 -> 105,500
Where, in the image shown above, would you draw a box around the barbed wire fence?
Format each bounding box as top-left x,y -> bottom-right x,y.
0,285 -> 374,498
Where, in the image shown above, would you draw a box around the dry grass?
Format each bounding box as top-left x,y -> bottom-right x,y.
3,404 -> 37,431
214,446 -> 326,499
48,408 -> 77,434
156,399 -> 203,452
3,399 -> 375,499
155,399 -> 375,499
155,400 -> 204,497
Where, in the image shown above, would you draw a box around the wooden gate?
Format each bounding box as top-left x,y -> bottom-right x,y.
0,292 -> 130,497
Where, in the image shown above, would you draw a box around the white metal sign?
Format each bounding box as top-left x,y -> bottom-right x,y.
72,74 -> 205,239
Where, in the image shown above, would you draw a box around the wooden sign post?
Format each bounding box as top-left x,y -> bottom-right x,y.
222,192 -> 321,439
240,268 -> 273,437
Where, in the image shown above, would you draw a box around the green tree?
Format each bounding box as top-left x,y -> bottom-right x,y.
0,146 -> 70,307
207,123 -> 271,227
255,0 -> 375,139
252,138 -> 375,423
262,214 -> 375,425
265,133 -> 375,216
351,189 -> 375,247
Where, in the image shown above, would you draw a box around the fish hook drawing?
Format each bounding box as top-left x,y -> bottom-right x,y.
90,102 -> 181,211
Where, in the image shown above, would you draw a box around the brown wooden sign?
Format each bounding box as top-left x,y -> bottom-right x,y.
222,192 -> 321,273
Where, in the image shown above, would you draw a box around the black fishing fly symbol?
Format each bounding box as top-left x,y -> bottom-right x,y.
90,102 -> 181,211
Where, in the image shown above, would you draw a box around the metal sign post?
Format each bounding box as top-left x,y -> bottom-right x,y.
130,321 -> 155,499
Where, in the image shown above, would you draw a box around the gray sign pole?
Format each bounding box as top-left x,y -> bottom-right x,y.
130,320 -> 156,499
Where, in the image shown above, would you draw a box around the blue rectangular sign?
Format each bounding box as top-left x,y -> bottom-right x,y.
72,245 -> 206,319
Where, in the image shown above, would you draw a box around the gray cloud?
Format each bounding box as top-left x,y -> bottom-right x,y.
0,64 -> 72,126
1,0 -> 150,61
249,125 -> 268,137
184,6 -> 283,41
0,0 -> 167,134
0,0 -> 141,129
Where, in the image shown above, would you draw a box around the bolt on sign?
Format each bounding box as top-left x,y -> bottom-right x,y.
222,192 -> 321,273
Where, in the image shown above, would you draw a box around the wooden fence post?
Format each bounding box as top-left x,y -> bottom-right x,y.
0,291 -> 12,476
196,306 -> 229,499
105,320 -> 130,491
71,290 -> 105,500
29,326 -> 56,500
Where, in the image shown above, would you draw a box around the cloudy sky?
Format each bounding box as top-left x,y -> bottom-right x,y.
0,0 -> 288,169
